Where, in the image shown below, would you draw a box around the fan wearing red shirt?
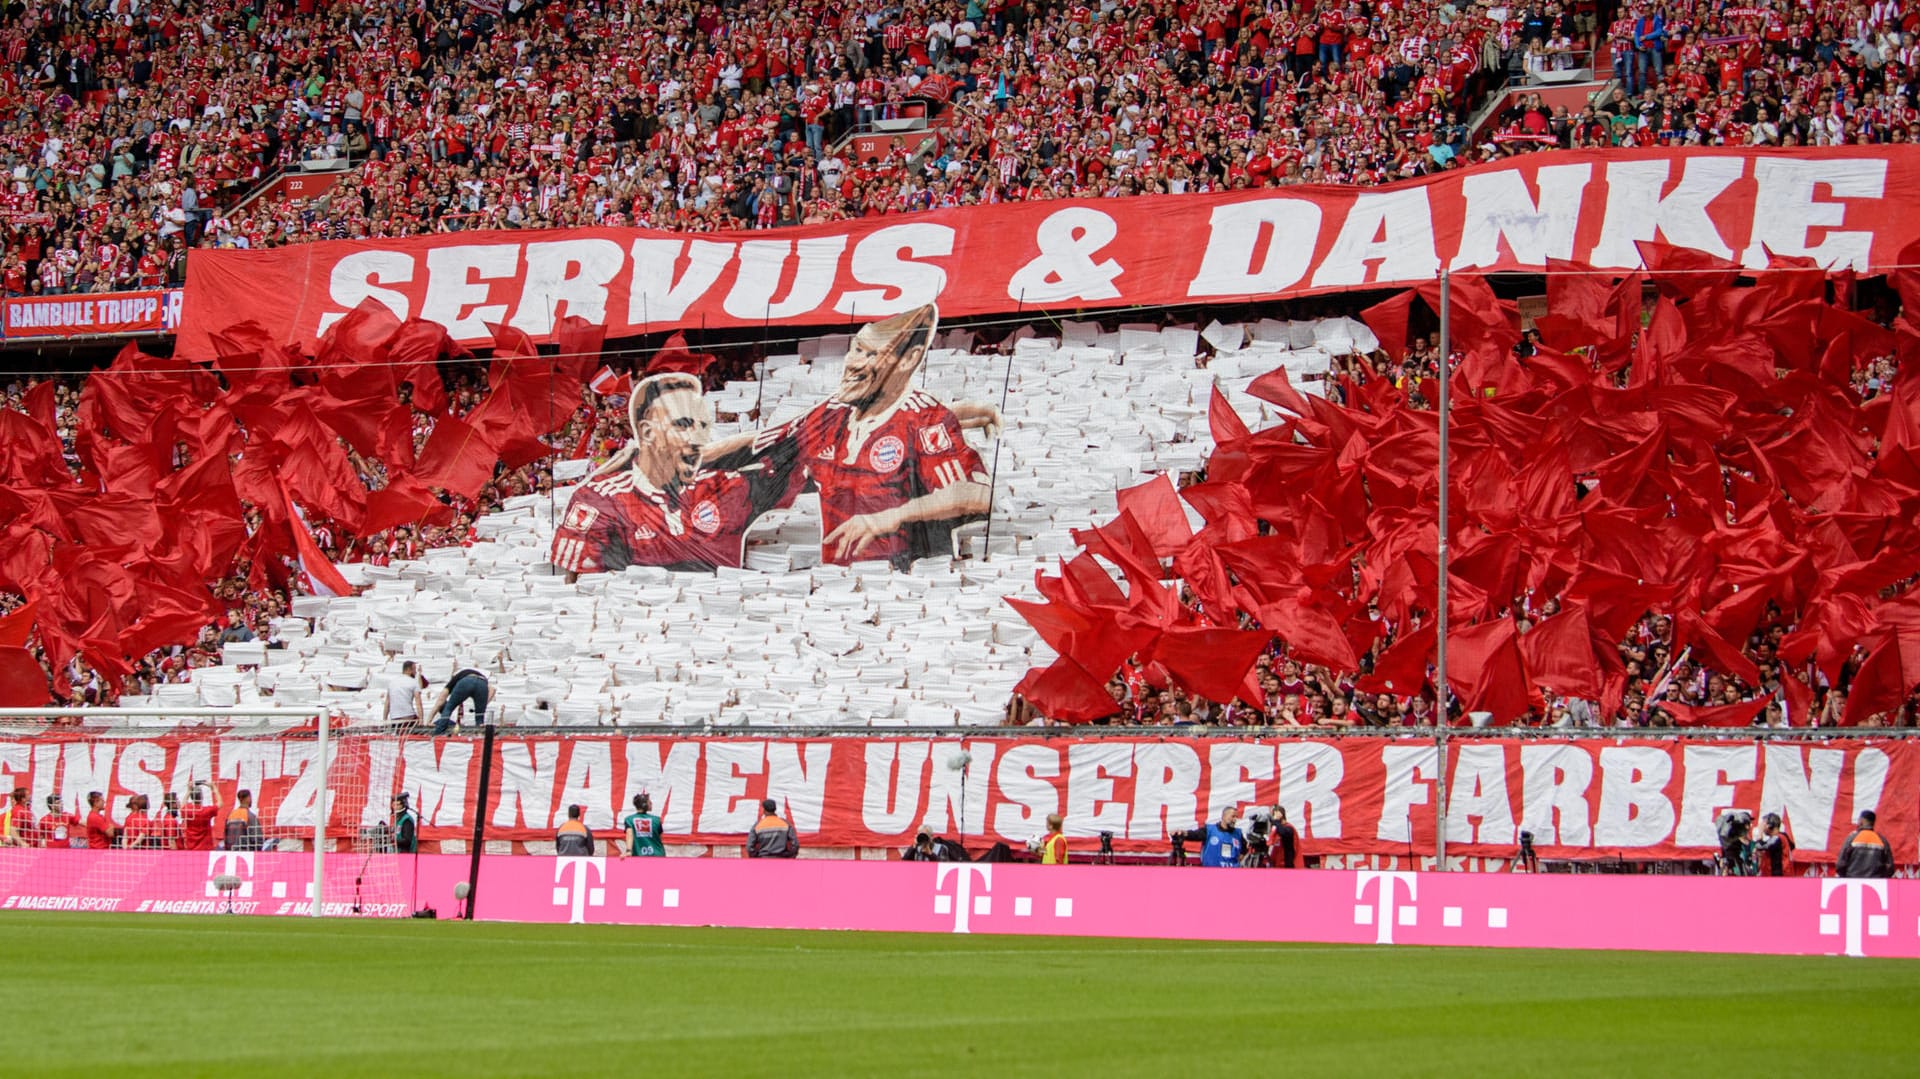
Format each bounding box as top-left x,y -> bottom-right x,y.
712,305 -> 992,568
84,791 -> 118,850
121,795 -> 152,850
178,781 -> 221,849
37,794 -> 78,848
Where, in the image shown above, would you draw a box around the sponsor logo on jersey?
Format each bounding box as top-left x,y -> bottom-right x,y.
634,525 -> 658,541
918,423 -> 955,455
870,435 -> 906,473
563,503 -> 600,531
691,499 -> 722,533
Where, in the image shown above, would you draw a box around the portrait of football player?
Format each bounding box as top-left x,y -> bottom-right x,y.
550,373 -> 803,575
707,303 -> 993,568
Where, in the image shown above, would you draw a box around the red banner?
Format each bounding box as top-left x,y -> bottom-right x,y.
176,147 -> 1920,357
2,733 -> 1912,863
3,289 -> 182,339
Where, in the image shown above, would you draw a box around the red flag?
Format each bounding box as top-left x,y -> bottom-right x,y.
412,414 -> 499,499
552,315 -> 607,380
570,404 -> 600,461
1245,365 -> 1315,417
387,319 -> 459,415
647,331 -> 718,377
1207,383 -> 1251,445
589,366 -> 633,397
1519,605 -> 1606,701
0,646 -> 48,707
1663,699 -> 1769,728
361,474 -> 456,536
1842,627 -> 1920,726
1359,290 -> 1415,362
1114,475 -> 1193,559
281,487 -> 355,598
1013,658 -> 1121,723
1447,618 -> 1535,723
0,601 -> 35,649
1148,628 -> 1272,704
1357,622 -> 1435,697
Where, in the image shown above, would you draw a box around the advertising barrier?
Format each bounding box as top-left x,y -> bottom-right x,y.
3,733 -> 1912,863
176,147 -> 1919,357
2,850 -> 1916,959
2,289 -> 182,339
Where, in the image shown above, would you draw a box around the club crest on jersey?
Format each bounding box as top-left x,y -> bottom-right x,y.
869,435 -> 906,473
917,423 -> 955,455
691,499 -> 722,533
563,503 -> 600,531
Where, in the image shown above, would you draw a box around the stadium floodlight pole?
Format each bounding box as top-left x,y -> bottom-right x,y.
1434,269 -> 1452,872
312,707 -> 330,917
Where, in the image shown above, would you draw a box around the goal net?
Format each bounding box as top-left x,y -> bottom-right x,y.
0,708 -> 424,918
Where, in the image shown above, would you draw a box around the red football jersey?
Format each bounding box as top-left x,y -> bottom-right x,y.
551,465 -> 798,574
770,390 -> 989,567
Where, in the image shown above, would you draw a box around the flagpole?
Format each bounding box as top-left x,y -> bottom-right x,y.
1434,268 -> 1452,872
980,290 -> 1023,563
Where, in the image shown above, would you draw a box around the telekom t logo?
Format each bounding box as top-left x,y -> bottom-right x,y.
552,857 -> 606,924
1818,879 -> 1891,957
204,852 -> 255,898
933,863 -> 994,933
1354,871 -> 1418,944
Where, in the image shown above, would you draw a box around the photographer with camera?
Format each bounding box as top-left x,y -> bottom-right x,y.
1753,813 -> 1794,877
1716,810 -> 1756,876
903,823 -> 968,863
1173,807 -> 1248,868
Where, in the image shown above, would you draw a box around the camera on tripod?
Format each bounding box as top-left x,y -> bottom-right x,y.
1240,810 -> 1272,867
1716,809 -> 1755,876
1515,829 -> 1539,872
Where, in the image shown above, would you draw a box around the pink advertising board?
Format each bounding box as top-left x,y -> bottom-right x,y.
3,849 -> 1915,960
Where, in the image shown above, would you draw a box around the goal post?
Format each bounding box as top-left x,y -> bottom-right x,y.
0,707 -> 419,919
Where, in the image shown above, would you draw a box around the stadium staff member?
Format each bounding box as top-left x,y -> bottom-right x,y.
1837,810 -> 1895,878
555,804 -> 596,856
181,781 -> 220,851
429,665 -> 491,735
1175,807 -> 1247,867
620,793 -> 665,857
1041,813 -> 1068,865
390,793 -> 418,854
746,798 -> 799,858
225,789 -> 264,851
84,791 -> 118,850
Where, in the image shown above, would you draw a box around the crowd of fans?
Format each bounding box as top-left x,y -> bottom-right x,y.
16,0 -> 1917,301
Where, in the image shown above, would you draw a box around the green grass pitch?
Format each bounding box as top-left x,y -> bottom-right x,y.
2,913 -> 1915,1077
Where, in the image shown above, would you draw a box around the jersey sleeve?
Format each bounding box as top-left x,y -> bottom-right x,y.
908,404 -> 989,493
551,485 -> 628,574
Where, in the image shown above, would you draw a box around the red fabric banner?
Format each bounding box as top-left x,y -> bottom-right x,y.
1,732 -> 1911,863
177,148 -> 1919,357
3,290 -> 182,339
